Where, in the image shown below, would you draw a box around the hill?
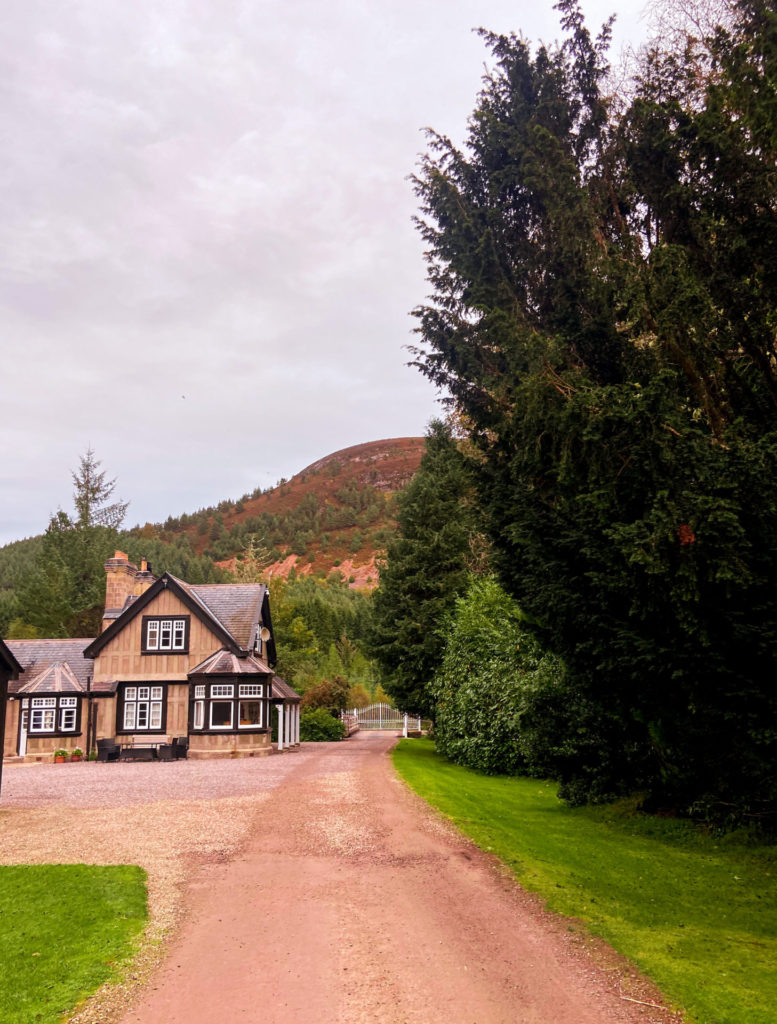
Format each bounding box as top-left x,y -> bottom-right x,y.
133,437 -> 425,588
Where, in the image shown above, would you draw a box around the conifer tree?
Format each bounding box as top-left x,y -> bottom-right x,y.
367,420 -> 483,717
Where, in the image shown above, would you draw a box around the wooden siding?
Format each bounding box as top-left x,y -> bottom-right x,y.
188,731 -> 271,758
93,590 -> 226,683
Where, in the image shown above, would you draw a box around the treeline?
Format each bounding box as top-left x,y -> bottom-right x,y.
156,468 -> 394,563
369,2 -> 777,828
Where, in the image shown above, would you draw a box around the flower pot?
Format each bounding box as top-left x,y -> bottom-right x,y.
54,756 -> 66,763
71,755 -> 82,762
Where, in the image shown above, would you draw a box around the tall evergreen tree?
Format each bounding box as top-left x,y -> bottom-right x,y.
411,0 -> 777,814
367,420 -> 483,717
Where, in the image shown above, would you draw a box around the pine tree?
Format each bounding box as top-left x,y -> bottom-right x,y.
72,447 -> 129,529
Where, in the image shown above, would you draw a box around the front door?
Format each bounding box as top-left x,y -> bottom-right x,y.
18,705 -> 28,756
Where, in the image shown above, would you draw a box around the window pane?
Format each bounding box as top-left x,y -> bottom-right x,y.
239,700 -> 261,727
60,708 -> 76,731
60,697 -> 77,708
137,703 -> 149,729
138,687 -> 150,700
210,702 -> 233,728
43,709 -> 55,731
123,703 -> 136,729
125,687 -> 137,701
150,686 -> 163,700
150,703 -> 162,729
194,685 -> 206,698
193,701 -> 204,729
146,621 -> 159,650
211,684 -> 234,697
239,684 -> 262,697
173,620 -> 186,649
160,620 -> 172,649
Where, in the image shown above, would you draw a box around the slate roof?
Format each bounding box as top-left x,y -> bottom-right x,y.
188,650 -> 273,676
85,574 -> 276,670
174,580 -> 267,648
6,639 -> 102,695
270,676 -> 301,703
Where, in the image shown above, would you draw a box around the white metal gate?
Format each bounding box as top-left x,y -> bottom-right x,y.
350,703 -> 422,732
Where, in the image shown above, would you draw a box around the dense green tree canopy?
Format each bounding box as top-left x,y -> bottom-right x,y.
412,0 -> 777,815
367,420 -> 483,717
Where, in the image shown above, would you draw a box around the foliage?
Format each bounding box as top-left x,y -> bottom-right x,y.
300,675 -> 350,714
2,450 -> 130,637
367,420 -> 483,717
410,0 -> 777,813
0,865 -> 146,1024
71,447 -> 129,529
270,574 -> 377,695
434,576 -> 567,776
299,707 -> 347,742
394,739 -> 777,1024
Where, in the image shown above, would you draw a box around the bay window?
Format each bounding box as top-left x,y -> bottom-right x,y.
28,695 -> 80,735
190,681 -> 265,732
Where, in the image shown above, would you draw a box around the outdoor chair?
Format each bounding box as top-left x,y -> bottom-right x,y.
172,736 -> 189,759
96,738 -> 120,762
157,743 -> 175,761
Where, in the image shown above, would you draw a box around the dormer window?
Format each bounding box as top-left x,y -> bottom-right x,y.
141,615 -> 190,654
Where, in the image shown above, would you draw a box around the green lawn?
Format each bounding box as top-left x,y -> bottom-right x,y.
393,739 -> 777,1024
0,864 -> 147,1024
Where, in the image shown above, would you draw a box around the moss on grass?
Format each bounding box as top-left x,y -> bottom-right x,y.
393,739 -> 777,1024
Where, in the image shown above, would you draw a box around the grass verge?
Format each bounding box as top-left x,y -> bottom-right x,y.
393,738 -> 777,1024
0,864 -> 147,1024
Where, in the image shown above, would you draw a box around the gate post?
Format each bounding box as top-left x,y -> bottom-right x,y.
403,713 -> 408,738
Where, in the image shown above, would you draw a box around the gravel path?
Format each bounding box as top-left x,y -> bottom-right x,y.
0,736 -> 681,1024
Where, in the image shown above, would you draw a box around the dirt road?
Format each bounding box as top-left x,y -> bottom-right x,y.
117,733 -> 676,1024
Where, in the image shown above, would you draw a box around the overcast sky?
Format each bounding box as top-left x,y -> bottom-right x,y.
1,0 -> 649,546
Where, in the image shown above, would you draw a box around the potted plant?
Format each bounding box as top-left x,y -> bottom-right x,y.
71,748 -> 83,762
53,749 -> 68,763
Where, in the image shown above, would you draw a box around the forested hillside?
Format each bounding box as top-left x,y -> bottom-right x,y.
0,439 -> 423,707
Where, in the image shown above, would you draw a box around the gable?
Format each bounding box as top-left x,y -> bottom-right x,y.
92,588 -> 226,661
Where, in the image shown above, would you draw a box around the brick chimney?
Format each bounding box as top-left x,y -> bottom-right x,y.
101,551 -> 157,632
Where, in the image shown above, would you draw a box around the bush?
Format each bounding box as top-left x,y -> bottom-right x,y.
300,708 -> 347,742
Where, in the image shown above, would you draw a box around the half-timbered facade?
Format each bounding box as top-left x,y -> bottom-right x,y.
2,552 -> 300,761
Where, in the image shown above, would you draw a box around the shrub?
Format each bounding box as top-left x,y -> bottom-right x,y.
300,708 -> 347,742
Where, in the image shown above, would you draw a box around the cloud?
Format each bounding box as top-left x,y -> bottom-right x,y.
0,0 -> 646,544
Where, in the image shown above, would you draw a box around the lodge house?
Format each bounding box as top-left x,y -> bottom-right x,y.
2,552 -> 301,761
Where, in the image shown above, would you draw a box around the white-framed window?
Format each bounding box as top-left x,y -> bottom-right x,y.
143,616 -> 189,653
192,680 -> 266,732
210,701 -> 233,729
60,697 -> 78,732
31,697 -> 56,732
239,700 -> 262,728
28,696 -> 79,734
120,683 -> 166,732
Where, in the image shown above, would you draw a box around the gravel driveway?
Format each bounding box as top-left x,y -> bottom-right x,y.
0,736 -> 680,1024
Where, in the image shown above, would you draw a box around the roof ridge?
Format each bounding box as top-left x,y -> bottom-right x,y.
168,574 -> 237,645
